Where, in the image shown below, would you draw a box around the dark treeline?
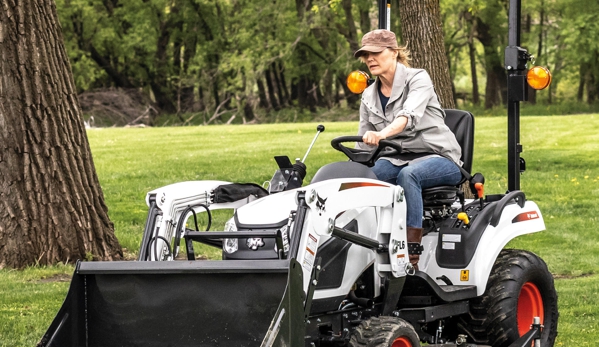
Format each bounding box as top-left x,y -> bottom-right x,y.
56,0 -> 599,123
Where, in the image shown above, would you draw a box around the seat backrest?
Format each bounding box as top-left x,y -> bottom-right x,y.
443,109 -> 474,174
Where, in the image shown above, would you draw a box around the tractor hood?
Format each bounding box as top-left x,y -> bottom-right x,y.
235,189 -> 299,227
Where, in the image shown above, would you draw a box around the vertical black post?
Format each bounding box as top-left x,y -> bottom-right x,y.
378,0 -> 390,30
508,0 -> 521,46
505,0 -> 528,192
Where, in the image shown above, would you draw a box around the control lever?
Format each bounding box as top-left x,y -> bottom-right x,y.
475,182 -> 485,209
457,212 -> 470,227
302,124 -> 325,163
469,173 -> 485,209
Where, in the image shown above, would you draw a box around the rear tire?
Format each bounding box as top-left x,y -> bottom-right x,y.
349,316 -> 420,347
458,249 -> 558,347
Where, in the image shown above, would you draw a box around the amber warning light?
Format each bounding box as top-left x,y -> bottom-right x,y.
346,70 -> 371,94
527,66 -> 552,90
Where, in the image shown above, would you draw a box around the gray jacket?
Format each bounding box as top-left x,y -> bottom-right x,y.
357,63 -> 462,167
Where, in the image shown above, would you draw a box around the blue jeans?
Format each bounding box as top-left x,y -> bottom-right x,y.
372,157 -> 462,228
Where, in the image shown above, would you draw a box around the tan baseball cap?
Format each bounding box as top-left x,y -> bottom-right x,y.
354,29 -> 399,58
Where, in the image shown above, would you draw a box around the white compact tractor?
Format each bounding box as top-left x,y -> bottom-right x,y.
40,0 -> 558,346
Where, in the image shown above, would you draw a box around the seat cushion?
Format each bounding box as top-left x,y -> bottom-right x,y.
422,186 -> 458,206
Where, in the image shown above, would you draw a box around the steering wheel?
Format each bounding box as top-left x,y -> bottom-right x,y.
331,136 -> 403,167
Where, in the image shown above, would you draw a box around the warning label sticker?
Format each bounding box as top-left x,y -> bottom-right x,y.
460,270 -> 469,281
302,233 -> 318,271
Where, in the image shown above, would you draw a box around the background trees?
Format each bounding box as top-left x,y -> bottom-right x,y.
53,0 -> 597,124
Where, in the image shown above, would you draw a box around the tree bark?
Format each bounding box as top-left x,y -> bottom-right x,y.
276,61 -> 291,106
0,0 -> 122,268
265,66 -> 281,111
468,40 -> 480,106
476,17 -> 507,109
399,0 -> 455,108
271,62 -> 287,107
256,77 -> 271,109
577,62 -> 586,102
358,3 -> 371,35
465,14 -> 480,106
340,0 -> 359,52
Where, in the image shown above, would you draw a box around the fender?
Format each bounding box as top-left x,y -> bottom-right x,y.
424,192 -> 544,296
470,198 -> 544,295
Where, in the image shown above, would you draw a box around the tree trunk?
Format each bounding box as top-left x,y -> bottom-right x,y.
528,4 -> 545,105
323,69 -> 334,109
150,4 -> 178,113
340,0 -> 360,52
277,61 -> 291,106
588,61 -> 597,104
358,2 -> 371,35
577,62 -> 586,102
0,0 -> 122,268
468,40 -> 480,106
465,14 -> 480,106
476,17 -> 507,109
399,0 -> 455,108
265,66 -> 281,111
271,62 -> 287,107
256,77 -> 271,109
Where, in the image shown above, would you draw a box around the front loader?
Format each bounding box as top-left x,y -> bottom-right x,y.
39,0 -> 557,346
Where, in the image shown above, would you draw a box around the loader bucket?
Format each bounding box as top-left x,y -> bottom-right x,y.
39,259 -> 305,347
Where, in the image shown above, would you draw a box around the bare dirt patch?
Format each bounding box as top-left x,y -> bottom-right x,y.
36,273 -> 72,283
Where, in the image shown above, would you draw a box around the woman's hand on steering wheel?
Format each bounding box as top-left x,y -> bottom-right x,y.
330,136 -> 402,167
362,130 -> 386,146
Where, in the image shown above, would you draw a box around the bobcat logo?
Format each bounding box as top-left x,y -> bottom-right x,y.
246,237 -> 265,251
316,194 -> 327,215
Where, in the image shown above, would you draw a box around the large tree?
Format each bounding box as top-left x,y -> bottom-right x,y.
399,0 -> 455,108
0,0 -> 122,268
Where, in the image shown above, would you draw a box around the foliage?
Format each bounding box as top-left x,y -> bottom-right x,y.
2,115 -> 599,345
55,0 -> 369,120
53,0 -> 599,120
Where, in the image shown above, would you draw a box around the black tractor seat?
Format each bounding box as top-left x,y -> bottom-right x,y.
422,109 -> 474,208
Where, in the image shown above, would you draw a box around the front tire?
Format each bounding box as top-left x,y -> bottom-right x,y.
458,249 -> 558,347
349,316 -> 420,347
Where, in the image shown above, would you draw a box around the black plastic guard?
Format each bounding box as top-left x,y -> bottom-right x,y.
39,259 -> 299,347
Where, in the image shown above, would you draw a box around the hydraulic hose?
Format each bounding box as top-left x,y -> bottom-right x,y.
174,204 -> 211,258
348,290 -> 373,308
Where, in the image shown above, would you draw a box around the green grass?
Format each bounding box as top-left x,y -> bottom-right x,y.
0,265 -> 73,347
2,115 -> 599,346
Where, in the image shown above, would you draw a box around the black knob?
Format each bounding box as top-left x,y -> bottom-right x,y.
317,124 -> 325,132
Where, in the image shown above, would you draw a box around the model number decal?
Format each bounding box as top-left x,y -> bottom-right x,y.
512,211 -> 540,223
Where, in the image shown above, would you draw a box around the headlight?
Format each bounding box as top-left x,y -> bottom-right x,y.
223,218 -> 238,254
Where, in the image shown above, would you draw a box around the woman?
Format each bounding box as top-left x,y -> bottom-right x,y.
354,29 -> 463,270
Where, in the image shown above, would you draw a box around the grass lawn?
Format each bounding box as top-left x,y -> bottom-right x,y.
1,114 -> 599,346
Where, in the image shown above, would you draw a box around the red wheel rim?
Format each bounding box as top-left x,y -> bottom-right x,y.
517,282 -> 544,336
391,336 -> 412,347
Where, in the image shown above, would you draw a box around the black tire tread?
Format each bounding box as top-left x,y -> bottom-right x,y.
349,316 -> 420,347
457,249 -> 558,347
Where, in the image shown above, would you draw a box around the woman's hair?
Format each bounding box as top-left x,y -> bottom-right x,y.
358,46 -> 412,68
